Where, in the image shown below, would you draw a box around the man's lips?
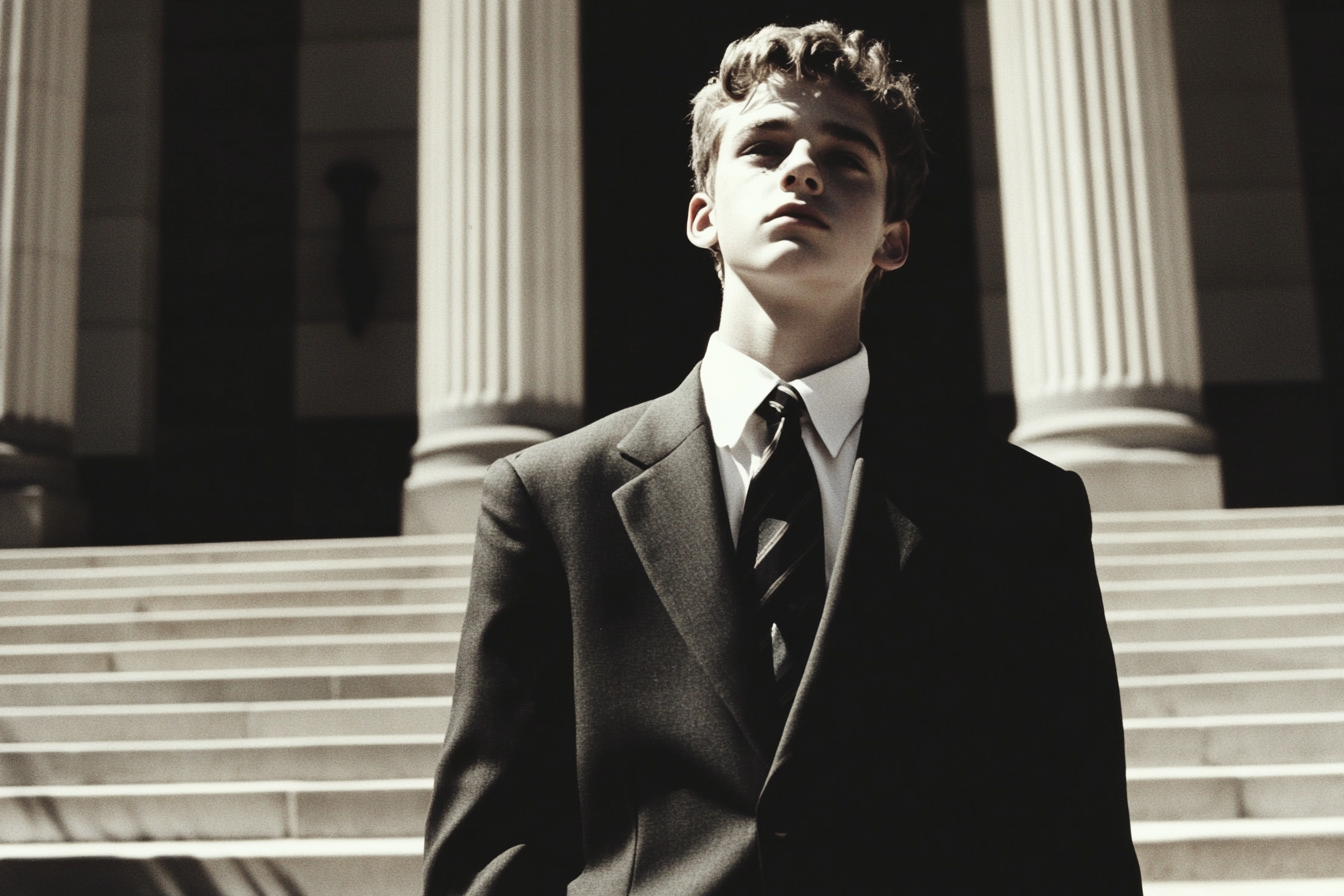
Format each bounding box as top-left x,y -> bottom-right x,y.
766,203 -> 828,229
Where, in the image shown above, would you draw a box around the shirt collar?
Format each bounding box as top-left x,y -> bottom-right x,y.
700,332 -> 869,458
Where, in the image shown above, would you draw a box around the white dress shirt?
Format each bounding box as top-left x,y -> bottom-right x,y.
699,332 -> 868,584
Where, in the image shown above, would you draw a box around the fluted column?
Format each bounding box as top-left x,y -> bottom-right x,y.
987,0 -> 1222,510
404,0 -> 584,533
0,0 -> 89,545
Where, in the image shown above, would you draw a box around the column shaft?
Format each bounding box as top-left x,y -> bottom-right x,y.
0,0 -> 89,545
987,0 -> 1221,509
405,0 -> 584,533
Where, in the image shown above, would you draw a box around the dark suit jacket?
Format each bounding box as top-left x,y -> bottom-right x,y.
423,364 -> 1142,895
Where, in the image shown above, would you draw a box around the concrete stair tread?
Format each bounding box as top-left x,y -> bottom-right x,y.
1132,816 -> 1344,841
0,631 -> 459,655
0,777 -> 432,797
1109,604 -> 1344,623
1115,647 -> 1344,676
1129,762 -> 1344,780
0,578 -> 469,613
0,837 -> 424,858
0,733 -> 443,752
0,696 -> 452,740
0,534 -> 471,569
0,642 -> 458,675
0,604 -> 465,647
1103,572 -> 1344,593
0,663 -> 454,706
1121,669 -> 1344,717
1092,505 -> 1344,530
1099,549 -> 1344,566
1127,712 -> 1344,730
1143,882 -> 1344,895
0,557 -> 470,592
0,737 -> 445,785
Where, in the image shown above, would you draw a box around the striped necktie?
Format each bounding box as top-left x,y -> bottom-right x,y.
737,384 -> 827,719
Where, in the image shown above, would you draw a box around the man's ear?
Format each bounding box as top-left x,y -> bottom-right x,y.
686,192 -> 718,250
873,220 -> 910,271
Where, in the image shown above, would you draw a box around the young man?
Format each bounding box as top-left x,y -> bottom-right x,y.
423,22 -> 1141,895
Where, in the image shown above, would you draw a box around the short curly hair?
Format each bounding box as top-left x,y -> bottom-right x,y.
689,22 -> 929,288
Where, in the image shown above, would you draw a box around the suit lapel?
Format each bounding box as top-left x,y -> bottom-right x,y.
613,368 -> 778,759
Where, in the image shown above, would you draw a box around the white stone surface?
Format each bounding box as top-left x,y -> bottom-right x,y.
408,0 -> 585,532
985,0 -> 1224,509
0,0 -> 89,433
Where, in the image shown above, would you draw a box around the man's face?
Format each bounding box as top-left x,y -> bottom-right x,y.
688,76 -> 908,305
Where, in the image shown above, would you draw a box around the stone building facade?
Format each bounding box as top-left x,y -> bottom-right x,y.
0,0 -> 1338,546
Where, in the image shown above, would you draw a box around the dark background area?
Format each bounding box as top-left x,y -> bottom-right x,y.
580,1 -> 983,428
76,0 -> 1344,544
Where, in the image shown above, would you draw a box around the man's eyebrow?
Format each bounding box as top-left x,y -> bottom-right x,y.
736,118 -> 883,160
821,121 -> 883,160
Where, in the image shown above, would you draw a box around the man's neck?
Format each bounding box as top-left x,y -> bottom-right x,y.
717,277 -> 863,382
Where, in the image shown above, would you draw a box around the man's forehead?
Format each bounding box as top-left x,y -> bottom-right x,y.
720,77 -> 880,145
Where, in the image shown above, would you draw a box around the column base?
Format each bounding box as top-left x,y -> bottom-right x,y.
1019,440 -> 1223,511
402,425 -> 554,535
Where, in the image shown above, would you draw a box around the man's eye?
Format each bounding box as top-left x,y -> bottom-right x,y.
831,152 -> 868,171
743,142 -> 783,159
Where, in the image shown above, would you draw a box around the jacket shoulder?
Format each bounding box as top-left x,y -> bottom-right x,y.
492,400 -> 652,491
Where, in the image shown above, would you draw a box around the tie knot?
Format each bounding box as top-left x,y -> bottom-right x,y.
756,384 -> 804,431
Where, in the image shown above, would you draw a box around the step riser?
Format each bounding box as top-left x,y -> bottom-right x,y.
1116,646 -> 1344,676
1108,616 -> 1344,642
1121,679 -> 1344,716
0,672 -> 454,706
0,743 -> 442,786
1136,834 -> 1344,880
0,543 -> 471,570
1125,722 -> 1344,767
1128,775 -> 1344,821
1101,559 -> 1344,580
0,642 -> 459,675
0,705 -> 451,742
0,853 -> 424,896
0,587 -> 470,616
0,565 -> 467,591
1093,512 -> 1344,532
1103,584 -> 1344,610
0,614 -> 463,645
0,788 -> 432,842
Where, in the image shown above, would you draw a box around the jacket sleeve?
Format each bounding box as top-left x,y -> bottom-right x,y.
422,458 -> 583,896
1043,471 -> 1143,893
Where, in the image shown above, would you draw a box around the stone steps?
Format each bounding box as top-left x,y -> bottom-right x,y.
0,841 -> 424,896
0,556 -> 469,592
1128,763 -> 1344,821
0,534 -> 472,569
0,512 -> 1341,892
1125,713 -> 1344,766
1121,668 -> 1344,717
0,779 -> 433,842
0,735 -> 443,785
0,633 -> 459,674
0,602 -> 465,644
1132,817 -> 1344,880
1106,603 -> 1344,640
0,578 -> 470,616
0,664 -> 455,706
1095,507 -> 1344,889
0,697 -> 452,741
1116,639 -> 1344,676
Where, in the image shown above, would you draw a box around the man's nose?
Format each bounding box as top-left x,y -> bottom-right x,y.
779,142 -> 823,194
